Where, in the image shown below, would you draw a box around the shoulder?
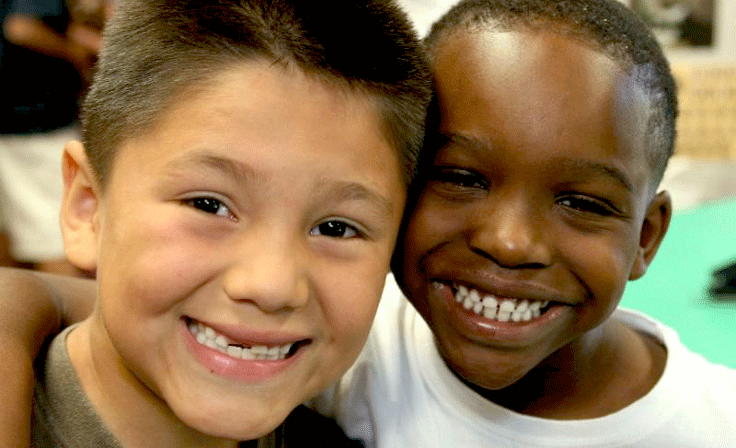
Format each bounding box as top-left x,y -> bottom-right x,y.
283,405 -> 364,447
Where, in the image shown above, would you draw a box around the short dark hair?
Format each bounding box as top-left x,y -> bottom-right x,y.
83,0 -> 432,188
424,0 -> 678,184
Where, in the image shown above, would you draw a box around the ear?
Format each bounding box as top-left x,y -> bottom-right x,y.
60,140 -> 101,272
629,190 -> 672,280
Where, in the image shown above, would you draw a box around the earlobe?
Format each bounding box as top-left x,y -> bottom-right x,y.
629,190 -> 672,280
60,140 -> 100,272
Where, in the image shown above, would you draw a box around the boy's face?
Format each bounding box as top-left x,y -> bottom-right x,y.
399,29 -> 670,390
65,62 -> 405,439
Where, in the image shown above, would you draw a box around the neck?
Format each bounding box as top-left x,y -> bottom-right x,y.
66,314 -> 244,448
465,320 -> 666,419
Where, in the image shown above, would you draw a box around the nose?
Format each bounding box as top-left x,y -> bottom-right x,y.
466,191 -> 552,269
222,224 -> 310,312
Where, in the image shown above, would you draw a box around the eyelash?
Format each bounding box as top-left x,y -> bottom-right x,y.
184,195 -> 363,239
309,220 -> 362,239
184,195 -> 235,219
557,194 -> 617,216
430,167 -> 489,189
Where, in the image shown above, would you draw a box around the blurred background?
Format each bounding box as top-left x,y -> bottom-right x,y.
1,0 -> 109,277
1,0 -> 734,367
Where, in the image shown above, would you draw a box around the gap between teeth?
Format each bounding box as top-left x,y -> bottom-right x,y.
189,321 -> 293,361
454,284 -> 549,323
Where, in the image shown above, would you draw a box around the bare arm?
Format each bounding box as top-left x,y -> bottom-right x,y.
0,268 -> 95,446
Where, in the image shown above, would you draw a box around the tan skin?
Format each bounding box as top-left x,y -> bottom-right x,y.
0,268 -> 94,445
0,26 -> 673,444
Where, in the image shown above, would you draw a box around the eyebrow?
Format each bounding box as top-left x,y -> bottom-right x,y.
163,149 -> 396,217
553,157 -> 634,193
442,133 -> 634,192
440,133 -> 489,154
313,178 -> 396,219
163,150 -> 267,186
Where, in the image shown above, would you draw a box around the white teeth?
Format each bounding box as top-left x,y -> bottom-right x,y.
511,309 -> 523,322
189,321 -> 295,361
453,284 -> 552,323
469,289 -> 481,303
483,305 -> 497,319
499,300 -> 516,313
516,300 -> 529,313
215,335 -> 228,349
482,296 -> 497,308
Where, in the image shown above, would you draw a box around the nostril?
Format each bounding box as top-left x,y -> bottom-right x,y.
469,244 -> 548,270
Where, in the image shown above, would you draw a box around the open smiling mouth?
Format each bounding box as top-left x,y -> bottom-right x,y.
450,283 -> 555,323
185,317 -> 310,361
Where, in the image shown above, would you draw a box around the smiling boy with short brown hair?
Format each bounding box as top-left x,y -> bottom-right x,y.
28,0 -> 431,446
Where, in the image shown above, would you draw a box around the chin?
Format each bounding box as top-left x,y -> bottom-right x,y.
438,340 -> 543,393
456,361 -> 533,392
170,396 -> 292,442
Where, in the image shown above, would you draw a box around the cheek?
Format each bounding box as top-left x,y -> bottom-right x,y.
317,261 -> 386,355
561,229 -> 636,315
405,198 -> 463,260
98,207 -> 218,316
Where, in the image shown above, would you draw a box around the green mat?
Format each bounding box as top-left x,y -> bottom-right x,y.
621,197 -> 736,368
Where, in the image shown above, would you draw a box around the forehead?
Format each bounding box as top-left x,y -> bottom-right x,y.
109,61 -> 403,202
431,28 -> 651,175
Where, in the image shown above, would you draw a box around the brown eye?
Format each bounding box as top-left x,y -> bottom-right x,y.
431,167 -> 489,189
557,195 -> 615,216
310,220 -> 359,238
186,197 -> 232,218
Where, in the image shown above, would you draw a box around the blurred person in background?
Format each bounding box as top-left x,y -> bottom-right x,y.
630,0 -> 714,46
0,0 -> 108,275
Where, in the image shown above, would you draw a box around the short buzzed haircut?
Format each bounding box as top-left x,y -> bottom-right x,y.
425,0 -> 678,184
83,0 -> 432,188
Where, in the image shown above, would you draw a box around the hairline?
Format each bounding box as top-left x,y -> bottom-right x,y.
424,17 -> 673,186
87,56 -> 410,193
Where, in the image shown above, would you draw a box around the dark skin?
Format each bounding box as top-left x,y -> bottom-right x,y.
398,28 -> 671,419
473,320 -> 667,418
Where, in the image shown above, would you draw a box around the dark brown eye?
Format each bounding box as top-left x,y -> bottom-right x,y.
431,167 -> 489,189
310,221 -> 358,238
186,197 -> 231,217
558,195 -> 615,216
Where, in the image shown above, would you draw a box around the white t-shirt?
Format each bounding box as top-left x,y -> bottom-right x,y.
315,275 -> 736,448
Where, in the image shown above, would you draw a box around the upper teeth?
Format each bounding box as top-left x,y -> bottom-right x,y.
454,284 -> 549,323
188,321 -> 294,361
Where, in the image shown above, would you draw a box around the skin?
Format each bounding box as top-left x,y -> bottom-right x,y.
397,28 -> 672,419
0,23 -> 676,445
60,61 -> 405,446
